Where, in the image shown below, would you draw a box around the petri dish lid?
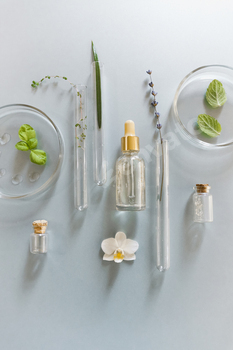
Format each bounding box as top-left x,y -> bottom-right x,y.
173,65 -> 233,149
0,104 -> 64,199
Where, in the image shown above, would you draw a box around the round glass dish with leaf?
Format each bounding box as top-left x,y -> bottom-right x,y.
0,104 -> 63,199
173,65 -> 233,149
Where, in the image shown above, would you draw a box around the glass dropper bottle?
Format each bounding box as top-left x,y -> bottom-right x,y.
116,120 -> 146,211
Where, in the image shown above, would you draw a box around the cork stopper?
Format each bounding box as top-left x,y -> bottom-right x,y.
195,184 -> 210,193
32,220 -> 48,234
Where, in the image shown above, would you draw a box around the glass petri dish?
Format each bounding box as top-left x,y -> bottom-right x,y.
0,104 -> 64,199
173,65 -> 233,149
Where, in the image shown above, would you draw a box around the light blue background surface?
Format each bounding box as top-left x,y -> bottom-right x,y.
1,1 -> 233,349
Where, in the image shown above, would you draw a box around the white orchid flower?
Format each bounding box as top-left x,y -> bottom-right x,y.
101,231 -> 139,263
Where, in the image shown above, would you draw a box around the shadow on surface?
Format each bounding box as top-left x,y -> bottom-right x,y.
22,250 -> 46,289
113,211 -> 138,238
183,194 -> 204,256
70,209 -> 87,234
0,180 -> 58,227
149,268 -> 165,292
99,248 -> 120,289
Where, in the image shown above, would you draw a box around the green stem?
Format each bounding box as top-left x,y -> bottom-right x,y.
95,61 -> 102,129
92,41 -> 102,129
159,134 -> 164,202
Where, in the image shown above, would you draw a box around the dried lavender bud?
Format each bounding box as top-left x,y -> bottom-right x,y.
149,82 -> 154,88
157,123 -> 162,129
155,112 -> 160,118
151,101 -> 158,107
151,91 -> 157,96
146,70 -> 152,75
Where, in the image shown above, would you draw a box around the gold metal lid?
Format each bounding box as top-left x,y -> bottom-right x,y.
195,184 -> 211,193
121,120 -> 139,151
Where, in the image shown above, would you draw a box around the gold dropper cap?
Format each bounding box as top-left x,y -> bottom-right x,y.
121,120 -> 139,151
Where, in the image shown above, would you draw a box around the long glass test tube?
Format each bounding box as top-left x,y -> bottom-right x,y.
91,61 -> 107,186
74,85 -> 88,211
156,139 -> 170,271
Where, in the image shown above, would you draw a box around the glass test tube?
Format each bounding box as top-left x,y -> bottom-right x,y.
74,85 -> 88,211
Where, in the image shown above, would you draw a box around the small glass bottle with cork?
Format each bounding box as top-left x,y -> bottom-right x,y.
30,220 -> 48,254
193,184 -> 213,223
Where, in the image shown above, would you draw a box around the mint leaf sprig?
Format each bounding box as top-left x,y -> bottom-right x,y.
31,76 -> 87,149
15,124 -> 47,165
75,92 -> 87,149
31,75 -> 69,88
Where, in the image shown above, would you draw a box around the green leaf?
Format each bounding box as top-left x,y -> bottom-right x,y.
197,114 -> 222,137
30,149 -> 47,165
206,79 -> 227,108
27,138 -> 38,150
15,141 -> 29,151
18,124 -> 36,142
92,41 -> 102,129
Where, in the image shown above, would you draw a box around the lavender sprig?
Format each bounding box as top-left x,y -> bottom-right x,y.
146,70 -> 164,201
31,76 -> 87,149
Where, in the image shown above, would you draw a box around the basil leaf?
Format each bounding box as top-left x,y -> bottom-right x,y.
27,138 -> 38,150
197,114 -> 222,137
206,79 -> 227,108
18,124 -> 36,142
15,141 -> 29,151
30,149 -> 47,165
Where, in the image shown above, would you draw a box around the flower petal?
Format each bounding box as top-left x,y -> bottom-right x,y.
122,239 -> 139,254
114,257 -> 124,263
115,231 -> 126,248
103,253 -> 114,261
101,238 -> 117,254
124,253 -> 136,261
